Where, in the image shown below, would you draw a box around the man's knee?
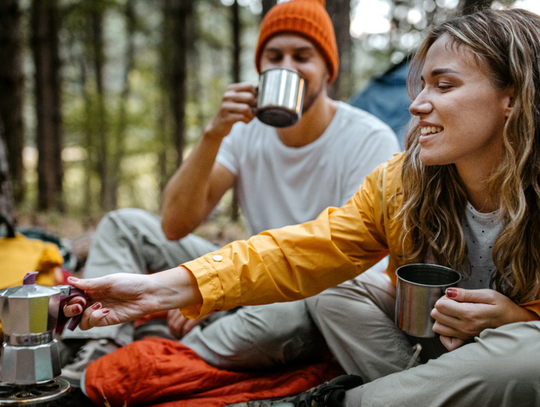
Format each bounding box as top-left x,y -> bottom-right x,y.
183,303 -> 322,369
239,302 -> 314,340
101,208 -> 155,228
94,208 -> 161,242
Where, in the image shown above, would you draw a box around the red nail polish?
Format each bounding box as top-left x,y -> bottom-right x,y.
102,309 -> 110,315
446,288 -> 458,298
92,302 -> 102,310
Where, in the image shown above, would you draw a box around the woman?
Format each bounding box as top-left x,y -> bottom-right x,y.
66,8 -> 540,406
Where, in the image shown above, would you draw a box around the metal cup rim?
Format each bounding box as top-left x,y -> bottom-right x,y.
396,263 -> 462,288
259,67 -> 306,80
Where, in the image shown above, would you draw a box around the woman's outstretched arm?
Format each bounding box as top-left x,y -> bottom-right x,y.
63,266 -> 202,330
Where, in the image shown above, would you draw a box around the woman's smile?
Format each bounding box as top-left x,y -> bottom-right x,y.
419,125 -> 444,144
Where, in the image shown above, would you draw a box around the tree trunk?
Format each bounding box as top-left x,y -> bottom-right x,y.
87,0 -> 111,211
111,1 -> 136,209
0,122 -> 15,225
326,0 -> 351,100
458,0 -> 493,15
157,0 -> 173,196
31,0 -> 64,212
0,0 -> 25,205
261,0 -> 276,19
79,57 -> 94,216
169,0 -> 193,168
230,0 -> 242,222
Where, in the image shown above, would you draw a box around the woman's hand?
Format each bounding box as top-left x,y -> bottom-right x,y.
431,288 -> 538,351
62,266 -> 202,330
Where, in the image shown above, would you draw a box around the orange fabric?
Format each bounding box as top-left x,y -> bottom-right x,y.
85,337 -> 344,407
133,311 -> 169,328
522,299 -> 540,319
255,0 -> 339,83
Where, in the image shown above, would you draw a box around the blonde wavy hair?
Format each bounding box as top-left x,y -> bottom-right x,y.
400,8 -> 540,304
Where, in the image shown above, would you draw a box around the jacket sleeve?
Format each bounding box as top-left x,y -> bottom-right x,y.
522,300 -> 540,319
180,161 -> 392,319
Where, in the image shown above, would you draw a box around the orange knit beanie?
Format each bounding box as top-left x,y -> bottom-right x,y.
255,0 -> 339,83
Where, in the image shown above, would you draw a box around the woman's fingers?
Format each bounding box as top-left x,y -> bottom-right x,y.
78,303 -> 111,330
431,306 -> 461,326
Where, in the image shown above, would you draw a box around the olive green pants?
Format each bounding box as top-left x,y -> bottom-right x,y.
306,269 -> 540,407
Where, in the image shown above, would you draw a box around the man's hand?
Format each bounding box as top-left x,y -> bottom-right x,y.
204,83 -> 257,141
431,288 -> 538,351
167,309 -> 208,339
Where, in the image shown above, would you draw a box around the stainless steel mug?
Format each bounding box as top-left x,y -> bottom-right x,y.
257,68 -> 305,128
395,263 -> 462,338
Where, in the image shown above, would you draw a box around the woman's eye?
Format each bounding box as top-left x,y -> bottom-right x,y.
437,83 -> 453,90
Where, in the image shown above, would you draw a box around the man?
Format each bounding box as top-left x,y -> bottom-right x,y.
61,0 -> 399,383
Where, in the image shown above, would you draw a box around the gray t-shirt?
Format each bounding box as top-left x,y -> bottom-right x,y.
425,203 -> 502,289
458,203 -> 502,290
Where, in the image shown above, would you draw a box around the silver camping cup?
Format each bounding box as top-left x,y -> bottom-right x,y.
257,68 -> 305,128
395,264 -> 462,338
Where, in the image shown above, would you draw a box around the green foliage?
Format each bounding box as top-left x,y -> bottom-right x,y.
18,0 -> 523,217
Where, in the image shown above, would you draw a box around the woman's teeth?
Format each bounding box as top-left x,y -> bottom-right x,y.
420,126 -> 443,135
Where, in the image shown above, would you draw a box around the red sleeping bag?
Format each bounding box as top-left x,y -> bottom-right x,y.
84,337 -> 345,407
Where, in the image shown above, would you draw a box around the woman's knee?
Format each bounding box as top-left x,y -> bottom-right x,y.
474,322 -> 540,380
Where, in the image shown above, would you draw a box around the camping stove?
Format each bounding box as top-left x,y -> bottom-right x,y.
0,378 -> 70,405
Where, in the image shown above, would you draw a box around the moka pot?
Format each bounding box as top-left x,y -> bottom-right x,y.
0,272 -> 84,385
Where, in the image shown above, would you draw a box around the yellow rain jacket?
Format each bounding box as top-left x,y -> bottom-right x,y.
182,153 -> 540,319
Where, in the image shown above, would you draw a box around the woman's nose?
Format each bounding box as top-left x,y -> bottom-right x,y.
409,91 -> 432,116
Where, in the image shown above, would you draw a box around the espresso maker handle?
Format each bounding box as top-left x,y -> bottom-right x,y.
59,286 -> 88,330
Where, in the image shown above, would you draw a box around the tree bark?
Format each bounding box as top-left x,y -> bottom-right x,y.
0,0 -> 25,205
261,0 -> 276,20
157,0 -> 173,196
169,0 -> 193,168
0,121 -> 15,225
326,0 -> 351,100
111,1 -> 136,209
31,0 -> 64,212
79,56 -> 94,216
87,0 -> 112,211
231,0 -> 241,221
458,0 -> 494,15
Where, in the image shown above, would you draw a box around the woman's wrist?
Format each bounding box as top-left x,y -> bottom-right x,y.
151,266 -> 203,311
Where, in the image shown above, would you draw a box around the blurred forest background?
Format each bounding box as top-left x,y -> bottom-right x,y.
0,0 -> 538,241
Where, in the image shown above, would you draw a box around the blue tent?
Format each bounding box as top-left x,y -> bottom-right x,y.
348,61 -> 412,149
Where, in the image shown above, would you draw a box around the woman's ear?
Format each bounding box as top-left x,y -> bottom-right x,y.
504,87 -> 515,118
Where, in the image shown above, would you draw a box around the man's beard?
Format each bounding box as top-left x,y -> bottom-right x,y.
301,79 -> 325,114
